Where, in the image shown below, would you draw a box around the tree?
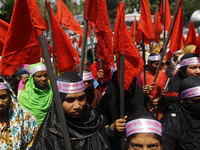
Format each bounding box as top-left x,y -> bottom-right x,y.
0,0 -> 15,23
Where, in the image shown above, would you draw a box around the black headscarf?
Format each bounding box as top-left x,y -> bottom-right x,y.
164,53 -> 200,109
32,72 -> 109,150
162,77 -> 200,149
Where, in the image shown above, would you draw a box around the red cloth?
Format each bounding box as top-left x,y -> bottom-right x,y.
47,2 -> 79,72
129,19 -> 142,43
186,21 -> 198,46
153,6 -> 163,42
160,0 -> 171,32
0,19 -> 9,55
114,2 -> 144,90
140,71 -> 168,99
84,0 -> 114,67
180,33 -> 186,50
166,0 -> 183,61
0,0 -> 45,77
138,0 -> 155,44
56,0 -> 83,36
195,35 -> 200,55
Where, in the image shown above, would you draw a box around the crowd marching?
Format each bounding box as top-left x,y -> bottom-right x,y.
0,0 -> 200,149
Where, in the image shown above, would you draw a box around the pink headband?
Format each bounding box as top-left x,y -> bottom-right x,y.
181,87 -> 200,99
148,55 -> 161,61
173,49 -> 182,54
82,72 -> 93,81
29,65 -> 47,76
126,119 -> 162,137
57,81 -> 85,94
180,57 -> 200,67
0,82 -> 7,90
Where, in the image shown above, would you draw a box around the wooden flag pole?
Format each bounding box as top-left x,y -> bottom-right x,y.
88,25 -> 96,63
163,0 -> 166,45
142,34 -> 146,85
153,1 -> 181,83
79,20 -> 88,78
100,58 -> 103,84
39,35 -> 72,150
151,7 -> 158,53
133,16 -> 136,42
46,3 -> 58,77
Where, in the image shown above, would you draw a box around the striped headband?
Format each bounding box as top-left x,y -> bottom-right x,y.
180,57 -> 200,67
148,55 -> 161,61
181,86 -> 200,99
29,65 -> 47,76
57,81 -> 85,94
126,119 -> 162,137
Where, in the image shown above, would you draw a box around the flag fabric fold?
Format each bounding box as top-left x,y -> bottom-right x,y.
0,19 -> 9,55
160,0 -> 171,32
114,2 -> 144,90
186,21 -> 198,46
84,0 -> 114,67
129,19 -> 142,43
47,2 -> 79,72
138,0 -> 155,44
166,0 -> 183,61
1,0 -> 45,77
56,0 -> 83,36
195,35 -> 200,55
153,6 -> 163,42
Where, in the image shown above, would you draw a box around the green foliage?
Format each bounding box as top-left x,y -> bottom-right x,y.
0,0 -> 15,23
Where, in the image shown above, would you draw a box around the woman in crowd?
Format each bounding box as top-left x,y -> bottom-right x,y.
125,112 -> 163,150
32,72 -> 110,150
161,76 -> 200,149
0,77 -> 38,149
164,53 -> 200,112
73,64 -> 102,110
18,63 -> 53,125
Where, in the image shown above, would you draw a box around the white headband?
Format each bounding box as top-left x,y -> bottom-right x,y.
57,81 -> 85,94
0,82 -> 7,90
148,55 -> 161,61
126,119 -> 162,137
181,86 -> 200,99
82,72 -> 93,81
180,57 -> 200,67
173,49 -> 183,54
29,65 -> 47,76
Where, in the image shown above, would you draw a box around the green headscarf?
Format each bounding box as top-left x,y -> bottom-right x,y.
18,63 -> 53,125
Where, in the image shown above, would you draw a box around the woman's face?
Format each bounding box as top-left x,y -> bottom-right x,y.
186,64 -> 200,78
0,89 -> 9,114
128,133 -> 161,150
62,91 -> 86,118
148,61 -> 159,72
84,80 -> 93,88
33,71 -> 48,90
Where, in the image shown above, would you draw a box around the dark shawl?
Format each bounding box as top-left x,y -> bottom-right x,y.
32,102 -> 109,150
99,71 -> 145,149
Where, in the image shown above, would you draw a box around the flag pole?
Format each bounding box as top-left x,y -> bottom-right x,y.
79,19 -> 88,78
163,0 -> 166,45
153,1 -> 181,83
88,25 -> 96,63
142,34 -> 146,85
120,53 -> 125,150
133,16 -> 136,42
39,35 -> 72,150
100,58 -> 103,84
151,7 -> 158,53
46,3 -> 58,77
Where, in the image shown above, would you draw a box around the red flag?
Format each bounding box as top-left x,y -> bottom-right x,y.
114,2 -> 144,90
56,0 -> 83,36
84,0 -> 114,67
138,0 -> 155,44
0,19 -> 9,55
47,3 -> 79,72
153,6 -> 163,42
129,19 -> 142,43
195,35 -> 200,55
160,0 -> 171,32
180,33 -> 186,50
1,0 -> 45,77
166,0 -> 183,61
186,21 -> 198,46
